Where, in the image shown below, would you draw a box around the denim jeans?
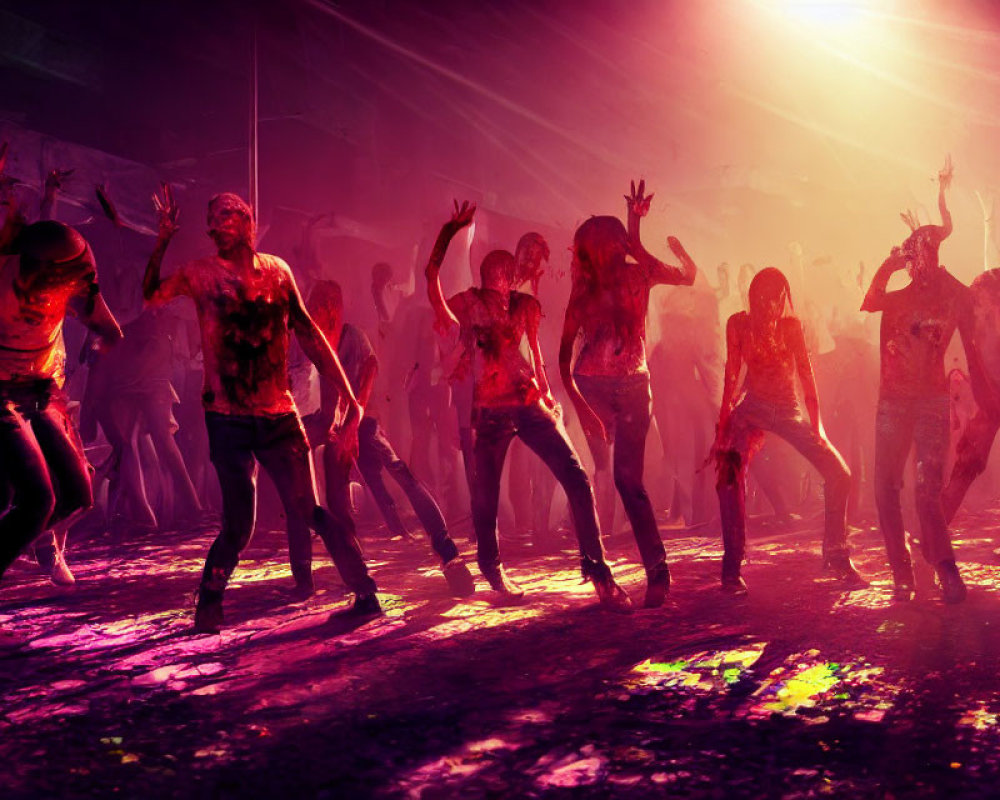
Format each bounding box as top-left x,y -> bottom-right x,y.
716,395 -> 851,577
203,412 -> 376,595
324,416 -> 459,563
0,381 -> 92,577
575,373 -> 666,575
471,403 -> 607,578
874,394 -> 953,581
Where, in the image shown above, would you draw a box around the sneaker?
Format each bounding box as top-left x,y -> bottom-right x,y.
936,559 -> 967,605
721,574 -> 749,595
822,554 -> 868,588
643,563 -> 670,609
484,566 -> 525,600
443,558 -> 476,597
350,593 -> 383,617
50,551 -> 75,587
194,589 -> 224,634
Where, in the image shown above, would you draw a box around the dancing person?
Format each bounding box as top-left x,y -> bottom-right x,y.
559,180 -> 697,607
305,279 -> 476,596
941,269 -> 1000,523
0,214 -> 122,583
715,267 -> 863,594
426,200 -> 631,610
862,158 -> 996,603
143,185 -> 379,632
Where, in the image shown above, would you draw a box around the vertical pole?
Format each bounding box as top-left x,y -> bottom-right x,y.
249,23 -> 259,228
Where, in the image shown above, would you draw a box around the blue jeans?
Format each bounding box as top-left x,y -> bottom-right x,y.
874,394 -> 952,581
471,403 -> 608,579
325,416 -> 459,563
202,412 -> 376,595
0,381 -> 91,578
716,395 -> 851,577
576,373 -> 666,575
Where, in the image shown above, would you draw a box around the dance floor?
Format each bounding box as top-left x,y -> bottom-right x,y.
3,507 -> 1000,798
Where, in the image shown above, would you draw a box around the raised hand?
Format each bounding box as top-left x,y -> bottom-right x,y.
151,181 -> 180,239
939,154 -> 953,191
445,199 -> 476,233
625,179 -> 654,219
899,209 -> 920,232
44,167 -> 74,193
96,184 -> 123,227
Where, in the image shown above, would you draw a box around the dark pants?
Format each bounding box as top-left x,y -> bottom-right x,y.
325,416 -> 459,563
576,374 -> 666,575
202,412 -> 376,595
716,395 -> 851,578
0,381 -> 92,577
471,403 -> 607,577
874,395 -> 953,581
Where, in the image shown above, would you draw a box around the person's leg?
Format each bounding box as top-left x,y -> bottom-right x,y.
942,409 -> 1000,524
375,420 -> 459,563
611,380 -> 667,586
0,402 -> 56,579
107,397 -> 158,530
873,399 -> 917,596
516,404 -> 631,610
912,396 -> 964,601
145,396 -> 203,521
768,411 -> 853,565
471,410 -> 515,584
257,414 -> 378,599
576,376 -> 617,538
355,417 -> 410,540
715,400 -> 764,592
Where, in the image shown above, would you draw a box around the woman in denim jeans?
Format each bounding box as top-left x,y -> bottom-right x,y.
560,180 -> 697,608
714,267 -> 863,594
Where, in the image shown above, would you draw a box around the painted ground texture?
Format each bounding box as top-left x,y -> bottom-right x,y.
3,508 -> 1000,799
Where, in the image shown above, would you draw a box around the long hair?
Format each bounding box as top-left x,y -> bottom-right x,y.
572,215 -> 627,289
747,266 -> 793,324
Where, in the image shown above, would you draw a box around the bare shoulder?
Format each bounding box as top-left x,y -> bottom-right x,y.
512,291 -> 541,315
726,310 -> 749,335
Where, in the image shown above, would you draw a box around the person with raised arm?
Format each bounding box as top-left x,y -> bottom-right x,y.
143,185 -> 378,632
559,180 -> 697,608
0,168 -> 122,583
425,200 -> 631,610
862,157 -> 997,603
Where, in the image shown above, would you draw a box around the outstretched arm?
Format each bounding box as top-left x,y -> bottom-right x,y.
144,182 -> 180,302
625,179 -> 697,286
39,168 -> 73,221
861,247 -> 906,313
937,155 -> 953,240
0,143 -> 26,253
957,292 -> 1000,421
717,314 -> 745,436
559,293 -> 606,441
789,318 -> 824,436
289,283 -> 362,457
425,200 -> 476,335
524,298 -> 554,408
69,290 -> 123,353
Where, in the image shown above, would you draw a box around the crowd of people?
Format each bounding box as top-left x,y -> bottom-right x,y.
2,144 -> 998,634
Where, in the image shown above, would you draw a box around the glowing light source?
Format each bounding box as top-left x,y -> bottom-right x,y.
773,1 -> 869,27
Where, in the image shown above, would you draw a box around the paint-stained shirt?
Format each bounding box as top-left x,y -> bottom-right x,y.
0,253 -> 97,386
148,252 -> 300,416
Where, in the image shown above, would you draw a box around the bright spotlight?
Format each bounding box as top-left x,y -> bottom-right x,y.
765,1 -> 871,29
